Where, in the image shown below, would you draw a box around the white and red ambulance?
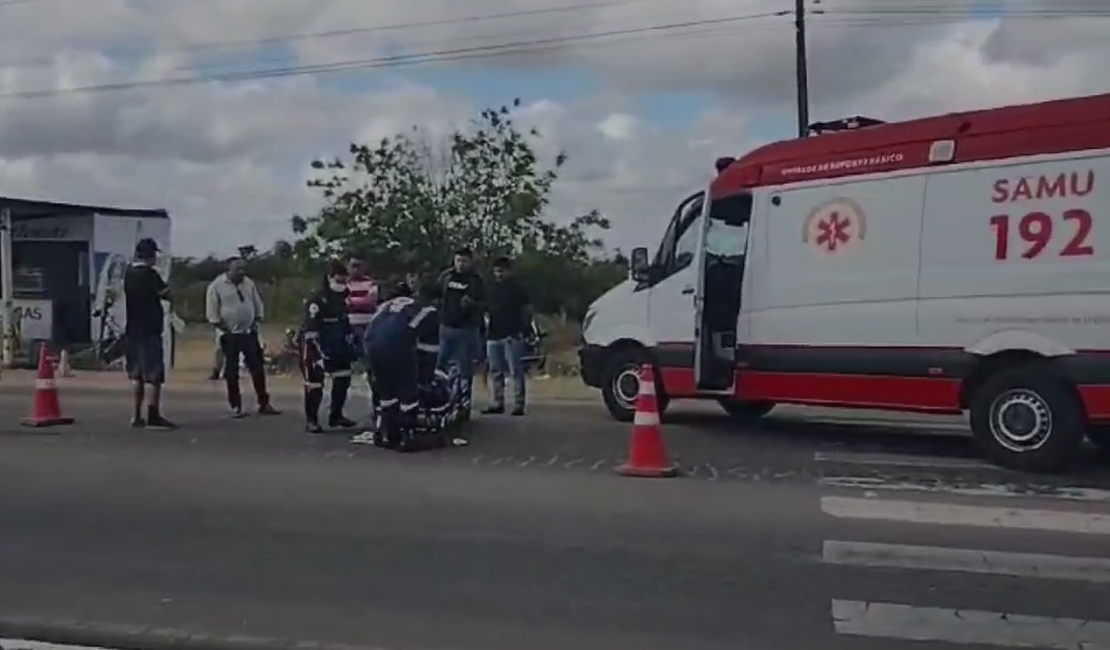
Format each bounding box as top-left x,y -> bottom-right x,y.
578,92 -> 1110,472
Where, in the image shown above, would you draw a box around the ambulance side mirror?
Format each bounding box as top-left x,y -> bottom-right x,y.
630,247 -> 650,282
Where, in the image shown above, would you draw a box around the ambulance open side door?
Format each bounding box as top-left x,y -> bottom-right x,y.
693,191 -> 753,391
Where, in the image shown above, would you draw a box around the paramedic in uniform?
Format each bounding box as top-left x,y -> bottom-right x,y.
414,279 -> 442,386
364,279 -> 438,450
299,260 -> 358,433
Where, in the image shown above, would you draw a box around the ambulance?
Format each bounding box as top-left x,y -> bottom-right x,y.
578,93 -> 1110,473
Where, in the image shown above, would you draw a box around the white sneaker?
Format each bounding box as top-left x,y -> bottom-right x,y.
350,431 -> 376,445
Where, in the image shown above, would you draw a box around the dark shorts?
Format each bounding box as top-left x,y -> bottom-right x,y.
125,334 -> 166,384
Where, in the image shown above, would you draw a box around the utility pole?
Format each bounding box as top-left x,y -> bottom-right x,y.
794,0 -> 810,138
0,208 -> 13,368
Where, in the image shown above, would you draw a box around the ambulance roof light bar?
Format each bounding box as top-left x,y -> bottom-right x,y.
808,116 -> 886,136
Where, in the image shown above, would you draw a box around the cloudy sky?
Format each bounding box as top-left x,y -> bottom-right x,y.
0,0 -> 1106,256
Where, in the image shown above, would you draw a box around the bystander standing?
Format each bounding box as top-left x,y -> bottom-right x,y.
122,238 -> 176,429
205,258 -> 279,418
482,256 -> 530,416
436,247 -> 485,418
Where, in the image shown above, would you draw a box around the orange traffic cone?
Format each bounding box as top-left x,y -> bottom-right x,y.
23,343 -> 74,427
616,363 -> 679,478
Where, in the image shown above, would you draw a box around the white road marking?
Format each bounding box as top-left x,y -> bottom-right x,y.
821,496 -> 1110,534
814,451 -> 992,469
823,541 -> 1110,582
818,476 -> 1110,502
830,600 -> 1110,649
1,642 -> 115,650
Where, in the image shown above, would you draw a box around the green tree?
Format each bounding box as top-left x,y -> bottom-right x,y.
290,98 -> 609,276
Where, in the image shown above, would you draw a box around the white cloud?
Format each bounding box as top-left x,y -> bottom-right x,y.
0,0 -> 1106,256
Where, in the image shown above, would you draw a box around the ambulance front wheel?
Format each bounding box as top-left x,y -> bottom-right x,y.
601,348 -> 669,422
969,364 -> 1086,473
717,397 -> 775,422
1085,426 -> 1110,456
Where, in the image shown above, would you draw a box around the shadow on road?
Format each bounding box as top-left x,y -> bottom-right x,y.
661,407 -> 1110,478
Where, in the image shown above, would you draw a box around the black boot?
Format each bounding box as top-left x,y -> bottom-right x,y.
328,375 -> 356,428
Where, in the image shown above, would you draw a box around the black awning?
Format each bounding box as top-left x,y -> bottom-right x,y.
0,196 -> 168,220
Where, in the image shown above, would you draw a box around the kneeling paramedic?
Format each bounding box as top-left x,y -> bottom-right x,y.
364,280 -> 438,449
299,261 -> 359,433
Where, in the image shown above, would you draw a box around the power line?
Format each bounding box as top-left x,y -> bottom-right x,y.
5,0 -> 1100,72
0,0 -> 662,70
1,3 -> 1103,73
0,7 -> 1104,102
0,11 -> 788,100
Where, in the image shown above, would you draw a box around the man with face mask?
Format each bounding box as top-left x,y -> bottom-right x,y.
299,260 -> 358,433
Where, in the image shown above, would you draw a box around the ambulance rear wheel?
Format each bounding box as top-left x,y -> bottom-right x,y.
969,365 -> 1086,473
601,348 -> 669,422
717,398 -> 775,422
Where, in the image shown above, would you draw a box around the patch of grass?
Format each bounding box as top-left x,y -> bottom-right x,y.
174,324 -> 288,372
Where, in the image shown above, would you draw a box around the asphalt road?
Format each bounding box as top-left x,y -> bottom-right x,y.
1,387 -> 1109,650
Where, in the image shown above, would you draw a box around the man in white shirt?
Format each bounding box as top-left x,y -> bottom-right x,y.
205,258 -> 279,417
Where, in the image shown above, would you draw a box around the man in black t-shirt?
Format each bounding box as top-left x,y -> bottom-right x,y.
482,256 -> 530,416
435,247 -> 485,417
122,238 -> 176,429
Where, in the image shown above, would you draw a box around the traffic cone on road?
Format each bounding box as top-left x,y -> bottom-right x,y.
22,343 -> 74,427
616,363 -> 679,478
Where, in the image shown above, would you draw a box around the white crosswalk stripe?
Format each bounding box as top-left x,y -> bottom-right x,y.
821,496 -> 1110,533
818,450 -> 1110,648
1,642 -> 115,650
822,540 -> 1110,581
830,600 -> 1110,649
815,449 -> 1110,501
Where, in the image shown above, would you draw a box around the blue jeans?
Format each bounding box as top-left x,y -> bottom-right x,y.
487,336 -> 525,409
438,325 -> 481,404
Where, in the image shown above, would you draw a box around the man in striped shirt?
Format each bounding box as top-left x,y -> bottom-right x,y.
346,256 -> 380,421
346,257 -> 379,337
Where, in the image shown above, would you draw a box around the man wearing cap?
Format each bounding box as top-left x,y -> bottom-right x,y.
122,238 -> 176,429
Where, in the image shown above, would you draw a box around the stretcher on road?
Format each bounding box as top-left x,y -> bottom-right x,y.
364,363 -> 472,452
